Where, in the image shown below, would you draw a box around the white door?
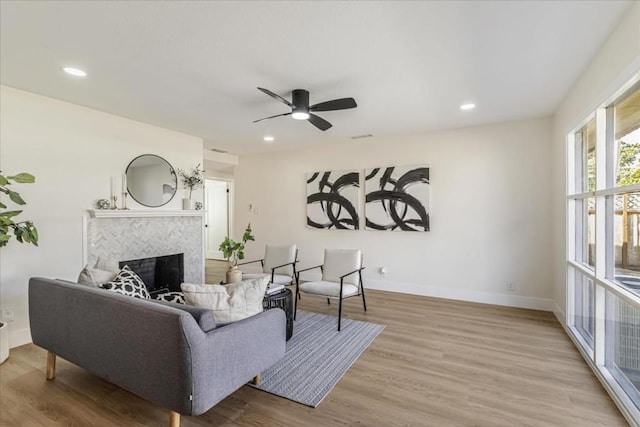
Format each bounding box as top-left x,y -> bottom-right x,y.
205,179 -> 230,260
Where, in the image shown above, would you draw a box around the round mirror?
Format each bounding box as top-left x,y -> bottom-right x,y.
125,154 -> 177,207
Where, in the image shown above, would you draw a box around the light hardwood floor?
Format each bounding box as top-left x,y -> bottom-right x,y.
0,277 -> 627,426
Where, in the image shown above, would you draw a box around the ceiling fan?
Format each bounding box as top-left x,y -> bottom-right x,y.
253,87 -> 357,131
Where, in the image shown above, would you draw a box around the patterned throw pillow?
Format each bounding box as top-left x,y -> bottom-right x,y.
153,291 -> 186,304
100,265 -> 150,299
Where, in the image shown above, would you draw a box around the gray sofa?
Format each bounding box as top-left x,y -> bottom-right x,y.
29,277 -> 286,427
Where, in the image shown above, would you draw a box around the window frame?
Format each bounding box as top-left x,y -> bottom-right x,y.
566,78 -> 640,425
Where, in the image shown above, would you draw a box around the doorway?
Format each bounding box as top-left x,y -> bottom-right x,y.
204,178 -> 232,260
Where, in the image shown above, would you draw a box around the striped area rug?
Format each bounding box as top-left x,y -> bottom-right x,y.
250,310 -> 385,407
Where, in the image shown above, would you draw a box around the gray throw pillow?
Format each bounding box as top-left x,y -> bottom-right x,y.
77,266 -> 118,287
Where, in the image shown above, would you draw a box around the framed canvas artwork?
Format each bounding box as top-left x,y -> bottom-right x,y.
364,165 -> 430,231
306,170 -> 360,230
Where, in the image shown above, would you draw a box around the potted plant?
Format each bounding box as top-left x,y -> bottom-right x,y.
0,171 -> 38,364
219,223 -> 254,283
178,164 -> 204,210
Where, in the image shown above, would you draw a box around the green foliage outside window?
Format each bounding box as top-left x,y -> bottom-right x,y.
617,138 -> 640,186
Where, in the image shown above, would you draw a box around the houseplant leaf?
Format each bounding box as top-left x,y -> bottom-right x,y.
7,173 -> 35,184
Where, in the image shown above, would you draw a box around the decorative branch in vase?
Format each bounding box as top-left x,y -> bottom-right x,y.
219,223 -> 255,284
178,164 -> 204,210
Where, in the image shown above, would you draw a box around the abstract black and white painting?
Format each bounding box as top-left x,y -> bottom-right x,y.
307,170 -> 360,230
365,166 -> 430,231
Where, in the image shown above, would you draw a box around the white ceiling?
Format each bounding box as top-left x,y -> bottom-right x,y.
0,1 -> 631,154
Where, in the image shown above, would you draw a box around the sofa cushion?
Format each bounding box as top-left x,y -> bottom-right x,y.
77,266 -> 118,287
100,266 -> 151,299
181,277 -> 268,325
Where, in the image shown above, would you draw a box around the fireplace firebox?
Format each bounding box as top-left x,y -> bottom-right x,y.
119,253 -> 184,294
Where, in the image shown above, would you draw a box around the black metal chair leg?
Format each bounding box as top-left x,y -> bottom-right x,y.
327,298 -> 331,305
360,274 -> 367,312
338,295 -> 343,331
293,265 -> 301,300
338,280 -> 344,331
294,274 -> 299,320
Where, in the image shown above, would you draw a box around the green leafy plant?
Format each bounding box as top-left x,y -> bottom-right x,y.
0,172 -> 38,248
219,223 -> 254,266
177,164 -> 204,199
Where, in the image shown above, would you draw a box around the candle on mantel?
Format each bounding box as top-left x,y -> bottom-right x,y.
122,173 -> 127,194
110,176 -> 115,200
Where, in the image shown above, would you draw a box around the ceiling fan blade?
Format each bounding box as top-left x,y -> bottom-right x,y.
309,97 -> 357,112
252,112 -> 292,123
307,113 -> 332,131
257,87 -> 292,107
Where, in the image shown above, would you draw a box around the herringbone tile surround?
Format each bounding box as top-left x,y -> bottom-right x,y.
87,216 -> 204,282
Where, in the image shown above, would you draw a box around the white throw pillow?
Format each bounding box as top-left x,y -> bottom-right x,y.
77,265 -> 118,287
181,277 -> 268,325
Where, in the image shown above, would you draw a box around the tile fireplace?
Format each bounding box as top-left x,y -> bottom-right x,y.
84,210 -> 205,285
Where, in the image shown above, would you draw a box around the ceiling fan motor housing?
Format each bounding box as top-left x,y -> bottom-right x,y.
292,89 -> 310,112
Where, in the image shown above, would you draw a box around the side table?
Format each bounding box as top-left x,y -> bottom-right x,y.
263,288 -> 293,341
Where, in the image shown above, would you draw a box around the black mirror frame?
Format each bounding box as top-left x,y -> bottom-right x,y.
125,154 -> 177,208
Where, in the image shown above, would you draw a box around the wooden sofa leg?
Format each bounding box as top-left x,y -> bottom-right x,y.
46,351 -> 56,380
169,410 -> 180,427
252,374 -> 261,385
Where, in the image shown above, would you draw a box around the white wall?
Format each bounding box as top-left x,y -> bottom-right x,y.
0,86 -> 204,348
551,3 -> 640,323
235,117 -> 554,310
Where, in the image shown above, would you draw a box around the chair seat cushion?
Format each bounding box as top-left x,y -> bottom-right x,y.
243,273 -> 293,286
299,281 -> 359,297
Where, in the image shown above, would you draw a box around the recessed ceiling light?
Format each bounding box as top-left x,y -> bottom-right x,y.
62,67 -> 87,77
263,136 -> 275,142
460,103 -> 475,111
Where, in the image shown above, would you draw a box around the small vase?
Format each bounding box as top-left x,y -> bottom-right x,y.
182,198 -> 196,210
226,266 -> 242,284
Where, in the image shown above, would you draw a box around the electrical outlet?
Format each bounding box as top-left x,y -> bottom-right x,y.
379,267 -> 387,277
506,282 -> 516,292
2,309 -> 14,322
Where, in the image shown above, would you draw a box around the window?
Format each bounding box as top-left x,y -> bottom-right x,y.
614,89 -> 640,187
613,192 -> 640,288
573,268 -> 594,350
606,290 -> 640,410
568,83 -> 640,423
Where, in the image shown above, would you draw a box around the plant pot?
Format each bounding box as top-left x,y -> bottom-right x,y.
226,266 -> 242,284
0,322 -> 9,364
182,198 -> 196,210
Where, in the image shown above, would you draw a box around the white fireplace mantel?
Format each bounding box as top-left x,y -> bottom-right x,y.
88,209 -> 205,218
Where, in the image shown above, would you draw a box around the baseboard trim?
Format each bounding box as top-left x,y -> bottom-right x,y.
10,327 -> 32,349
553,302 -> 566,327
298,273 -> 553,311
